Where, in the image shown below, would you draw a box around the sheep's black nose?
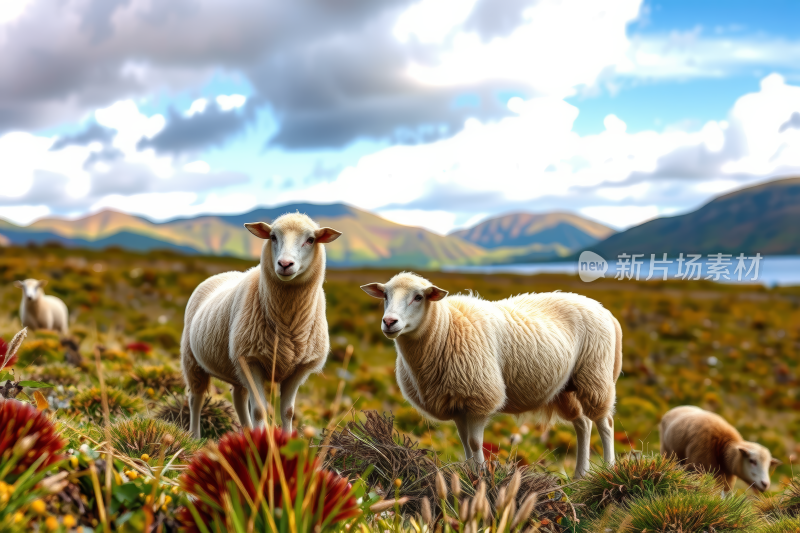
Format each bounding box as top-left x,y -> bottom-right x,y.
383,317 -> 398,328
278,260 -> 294,270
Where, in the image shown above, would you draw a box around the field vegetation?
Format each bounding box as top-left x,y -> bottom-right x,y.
2,243 -> 800,531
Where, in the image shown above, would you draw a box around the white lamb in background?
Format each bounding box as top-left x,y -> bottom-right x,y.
660,405 -> 779,493
361,272 -> 622,478
181,213 -> 342,439
14,279 -> 69,334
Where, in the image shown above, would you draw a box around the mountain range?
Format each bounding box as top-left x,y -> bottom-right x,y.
2,176 -> 798,267
0,203 -> 613,268
584,177 -> 800,259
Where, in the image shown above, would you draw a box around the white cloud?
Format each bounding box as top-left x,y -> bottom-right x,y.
186,98 -> 208,117
0,204 -> 50,225
618,31 -> 800,81
376,209 -> 457,235
406,0 -> 642,98
0,131 -> 92,199
216,94 -> 246,111
579,205 -> 660,229
276,74 -> 800,232
89,191 -> 258,221
604,114 -> 627,134
0,0 -> 29,25
393,0 -> 478,44
183,160 -> 211,174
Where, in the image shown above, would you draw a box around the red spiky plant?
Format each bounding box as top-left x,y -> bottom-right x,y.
179,426 -> 361,532
0,399 -> 65,476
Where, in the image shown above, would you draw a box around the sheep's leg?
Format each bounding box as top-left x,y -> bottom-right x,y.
572,416 -> 593,479
182,346 -> 210,440
466,415 -> 488,468
279,364 -> 316,433
232,386 -> 252,429
454,414 -> 473,461
595,415 -> 615,466
188,392 -> 205,440
245,363 -> 271,428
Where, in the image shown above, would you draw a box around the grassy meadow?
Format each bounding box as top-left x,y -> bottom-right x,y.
2,243 -> 800,531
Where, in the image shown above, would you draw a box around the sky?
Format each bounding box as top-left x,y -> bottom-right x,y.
1,0 -> 800,234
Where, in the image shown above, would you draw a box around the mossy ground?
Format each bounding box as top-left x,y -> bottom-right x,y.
2,244 -> 800,530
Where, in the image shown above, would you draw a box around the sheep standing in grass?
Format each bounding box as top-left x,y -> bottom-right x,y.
660,405 -> 779,493
14,279 -> 68,334
361,272 -> 622,478
181,213 -> 341,439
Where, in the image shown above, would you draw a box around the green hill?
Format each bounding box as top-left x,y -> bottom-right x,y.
586,177 -> 800,258
451,211 -> 615,250
0,204 -> 493,268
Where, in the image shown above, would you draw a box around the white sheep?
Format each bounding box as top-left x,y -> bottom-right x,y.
361,272 -> 622,478
181,213 -> 341,438
660,405 -> 779,493
13,279 -> 68,334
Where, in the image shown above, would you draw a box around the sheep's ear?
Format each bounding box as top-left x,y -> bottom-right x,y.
244,222 -> 272,240
315,227 -> 342,244
361,283 -> 386,299
771,457 -> 782,466
738,447 -> 750,458
425,285 -> 448,301
13,281 -> 23,288
37,280 -> 47,288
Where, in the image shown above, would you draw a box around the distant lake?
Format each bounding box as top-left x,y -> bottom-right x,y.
443,255 -> 800,287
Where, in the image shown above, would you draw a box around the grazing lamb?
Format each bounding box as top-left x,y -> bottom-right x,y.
361,272 -> 622,478
13,279 -> 68,334
181,213 -> 341,439
660,405 -> 779,493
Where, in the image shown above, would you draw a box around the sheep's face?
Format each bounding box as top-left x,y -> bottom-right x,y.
13,279 -> 46,301
244,214 -> 341,282
738,443 -> 779,492
361,273 -> 447,339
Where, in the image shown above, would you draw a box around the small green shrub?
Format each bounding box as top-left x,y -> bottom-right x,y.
760,513 -> 800,533
153,395 -> 240,440
608,491 -> 761,532
778,478 -> 800,517
71,387 -> 144,422
136,325 -> 180,350
124,364 -> 184,394
571,453 -> 716,515
29,363 -> 81,386
92,416 -> 203,464
16,338 -> 63,366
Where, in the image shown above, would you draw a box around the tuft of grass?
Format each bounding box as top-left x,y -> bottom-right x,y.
755,493 -> 784,520
15,338 -> 63,366
323,410 -> 439,515
70,387 -> 144,423
29,363 -> 82,386
759,513 -> 800,533
571,452 -> 716,515
124,364 -> 184,394
608,490 -> 761,532
153,394 -> 240,440
57,420 -> 101,450
777,478 -> 800,518
90,416 -> 203,464
322,410 -> 569,525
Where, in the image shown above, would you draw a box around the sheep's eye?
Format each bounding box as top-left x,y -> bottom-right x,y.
414,295 -> 423,302
750,460 -> 757,465
306,237 -> 315,245
270,235 -> 277,243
